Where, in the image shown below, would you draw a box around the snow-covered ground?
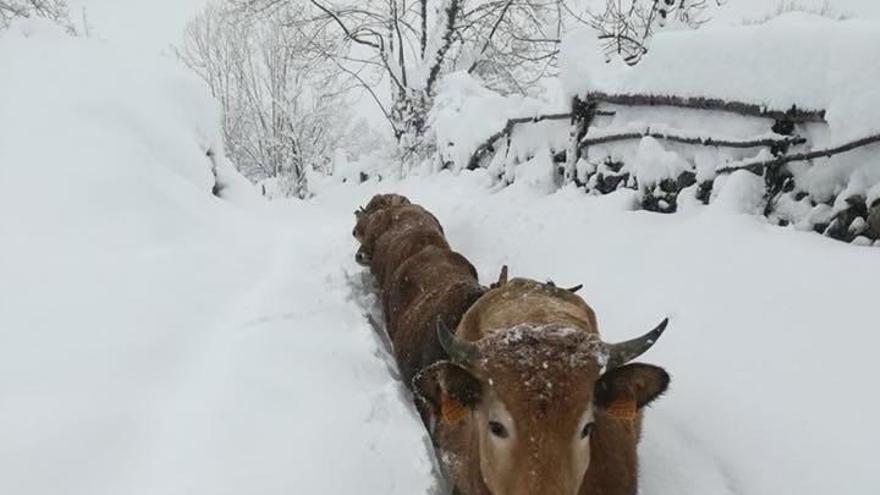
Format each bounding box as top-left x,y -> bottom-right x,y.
0,21 -> 433,495
3,9 -> 880,495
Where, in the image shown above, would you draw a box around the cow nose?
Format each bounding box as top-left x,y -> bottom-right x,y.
355,250 -> 371,266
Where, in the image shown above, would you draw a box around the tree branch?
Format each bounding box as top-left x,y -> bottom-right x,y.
466,111 -> 615,170
581,128 -> 807,149
717,134 -> 880,175
425,0 -> 462,95
467,0 -> 514,74
308,0 -> 380,49
419,0 -> 427,59
585,92 -> 827,123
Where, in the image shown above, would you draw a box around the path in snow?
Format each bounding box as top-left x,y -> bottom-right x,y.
6,163 -> 878,494
114,208 -> 440,495
314,171 -> 880,495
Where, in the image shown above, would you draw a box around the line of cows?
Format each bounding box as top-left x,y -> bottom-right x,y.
353,193 -> 670,495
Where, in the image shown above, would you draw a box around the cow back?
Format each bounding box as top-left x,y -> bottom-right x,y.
457,278 -> 599,343
385,245 -> 483,383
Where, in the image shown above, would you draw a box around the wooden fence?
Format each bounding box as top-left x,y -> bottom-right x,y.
466,93 -> 880,244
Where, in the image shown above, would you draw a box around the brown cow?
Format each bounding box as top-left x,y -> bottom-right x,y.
353,201 -> 445,283
383,244 -> 484,382
352,193 -> 411,265
371,221 -> 449,291
419,278 -> 669,495
354,194 -> 485,425
362,192 -> 411,214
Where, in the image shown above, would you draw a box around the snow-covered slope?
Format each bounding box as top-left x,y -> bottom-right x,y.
0,21 -> 433,495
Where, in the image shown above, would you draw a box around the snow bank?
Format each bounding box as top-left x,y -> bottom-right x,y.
713,0 -> 880,26
0,19 -> 220,245
0,20 -> 434,495
562,13 -> 880,145
632,136 -> 690,188
555,12 -> 880,241
429,72 -> 567,171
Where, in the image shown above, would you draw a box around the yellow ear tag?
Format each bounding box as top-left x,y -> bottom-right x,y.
441,394 -> 468,424
607,398 -> 638,421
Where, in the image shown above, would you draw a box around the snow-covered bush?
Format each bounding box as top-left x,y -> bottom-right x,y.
583,0 -> 722,65
565,13 -> 880,243
428,72 -> 568,175
0,0 -> 69,30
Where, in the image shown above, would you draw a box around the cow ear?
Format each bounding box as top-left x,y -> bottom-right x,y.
440,363 -> 483,408
594,363 -> 669,412
414,362 -> 483,422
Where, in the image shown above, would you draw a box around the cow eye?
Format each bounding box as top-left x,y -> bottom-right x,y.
580,422 -> 594,439
488,421 -> 509,439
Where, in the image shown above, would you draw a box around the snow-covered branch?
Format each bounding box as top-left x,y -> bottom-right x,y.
0,0 -> 70,29
717,134 -> 880,175
232,0 -> 569,147
582,127 -> 806,149
578,0 -> 722,65
467,110 -> 615,170
584,92 -> 827,123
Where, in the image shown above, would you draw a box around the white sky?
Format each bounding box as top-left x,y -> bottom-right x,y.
69,0 -> 212,53
67,0 -> 880,54
66,0 -> 391,134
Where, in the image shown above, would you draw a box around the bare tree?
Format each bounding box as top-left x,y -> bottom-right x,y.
569,0 -> 722,65
231,0 -> 566,148
0,0 -> 70,29
180,4 -> 352,198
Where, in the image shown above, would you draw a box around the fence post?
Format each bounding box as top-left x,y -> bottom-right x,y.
565,96 -> 598,185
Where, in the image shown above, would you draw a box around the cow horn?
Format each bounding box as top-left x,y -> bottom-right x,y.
437,320 -> 480,367
604,318 -> 668,370
492,265 -> 509,289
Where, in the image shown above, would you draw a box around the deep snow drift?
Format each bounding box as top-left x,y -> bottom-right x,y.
0,21 -> 433,495
3,12 -> 880,495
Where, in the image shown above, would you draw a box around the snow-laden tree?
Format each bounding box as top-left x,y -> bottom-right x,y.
180,4 -> 355,198
577,0 -> 722,65
231,0 -> 565,152
0,0 -> 69,29
226,1 -> 719,159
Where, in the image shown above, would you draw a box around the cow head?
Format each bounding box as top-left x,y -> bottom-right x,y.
352,206 -> 369,241
353,194 -> 416,265
431,319 -> 669,495
353,193 -> 411,239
